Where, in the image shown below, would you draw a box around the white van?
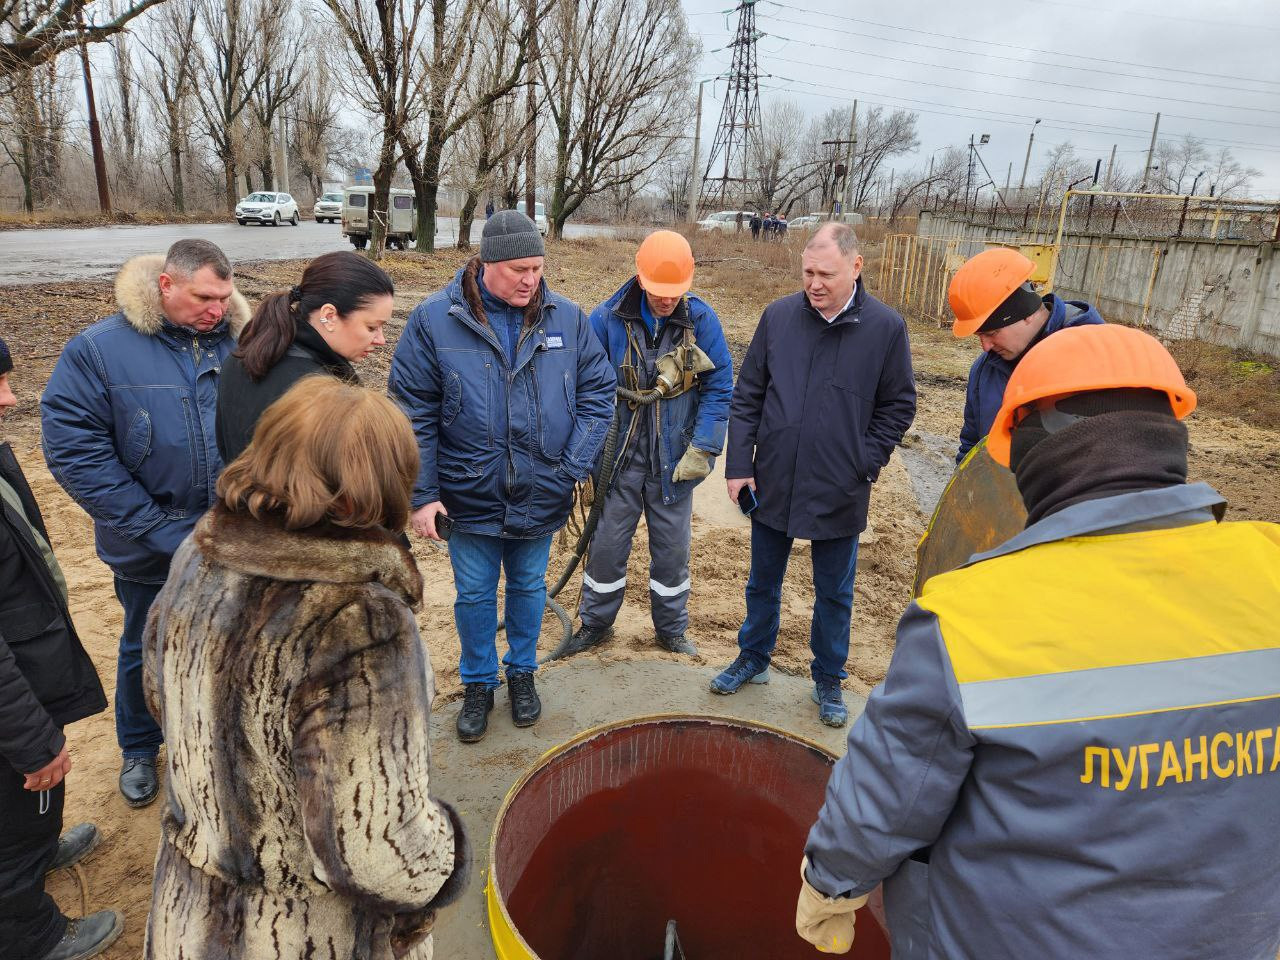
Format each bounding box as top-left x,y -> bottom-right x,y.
342,186 -> 417,250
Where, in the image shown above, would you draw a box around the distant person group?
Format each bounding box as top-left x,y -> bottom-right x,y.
1,211 -> 1276,960
748,210 -> 788,240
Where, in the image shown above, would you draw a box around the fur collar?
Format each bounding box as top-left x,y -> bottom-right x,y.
194,504 -> 423,607
460,255 -> 543,330
115,254 -> 251,337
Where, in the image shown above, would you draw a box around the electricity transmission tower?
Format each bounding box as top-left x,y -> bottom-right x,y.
699,0 -> 763,212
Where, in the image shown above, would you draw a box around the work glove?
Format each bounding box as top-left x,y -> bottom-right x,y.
672,446 -> 713,482
795,857 -> 870,954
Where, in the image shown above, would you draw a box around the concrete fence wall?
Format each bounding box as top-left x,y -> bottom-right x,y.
917,212 -> 1280,359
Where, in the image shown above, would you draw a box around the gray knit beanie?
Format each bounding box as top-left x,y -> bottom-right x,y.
481,209 -> 545,263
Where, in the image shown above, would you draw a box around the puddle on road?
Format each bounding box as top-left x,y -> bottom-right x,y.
897,430 -> 957,518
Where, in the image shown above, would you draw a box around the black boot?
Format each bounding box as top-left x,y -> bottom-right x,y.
119,756 -> 158,808
555,623 -> 613,658
656,633 -> 698,655
508,672 -> 542,728
41,910 -> 123,960
48,823 -> 100,874
456,683 -> 494,743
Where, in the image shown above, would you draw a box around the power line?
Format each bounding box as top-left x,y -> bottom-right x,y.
764,1 -> 1280,88
1024,0 -> 1280,33
764,15 -> 1277,96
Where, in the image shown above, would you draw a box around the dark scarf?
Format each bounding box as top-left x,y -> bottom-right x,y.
1011,410 -> 1189,526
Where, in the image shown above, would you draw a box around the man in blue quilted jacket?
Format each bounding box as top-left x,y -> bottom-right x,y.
389,211 -> 615,744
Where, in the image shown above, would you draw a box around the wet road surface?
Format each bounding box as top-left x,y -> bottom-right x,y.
0,217 -> 617,286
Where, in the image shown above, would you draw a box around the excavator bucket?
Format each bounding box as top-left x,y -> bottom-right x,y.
913,437 -> 1026,597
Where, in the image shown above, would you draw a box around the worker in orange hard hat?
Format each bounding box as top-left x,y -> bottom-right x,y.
949,246 -> 1103,464
800,323 -> 1280,960
560,230 -> 733,657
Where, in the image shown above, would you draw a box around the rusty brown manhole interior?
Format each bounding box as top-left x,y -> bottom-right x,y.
488,715 -> 890,960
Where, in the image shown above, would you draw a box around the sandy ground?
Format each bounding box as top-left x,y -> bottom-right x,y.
2,234 -> 1277,956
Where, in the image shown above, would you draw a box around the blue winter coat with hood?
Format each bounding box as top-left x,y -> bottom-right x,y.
956,294 -> 1104,463
587,277 -> 734,506
389,260 -> 616,539
40,254 -> 250,583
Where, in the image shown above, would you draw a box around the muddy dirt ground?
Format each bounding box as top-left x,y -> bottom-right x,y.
1,235 -> 1276,957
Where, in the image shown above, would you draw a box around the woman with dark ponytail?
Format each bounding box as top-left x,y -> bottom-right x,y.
216,251 -> 395,462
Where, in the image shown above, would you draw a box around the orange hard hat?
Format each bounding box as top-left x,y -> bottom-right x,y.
636,230 -> 695,298
987,324 -> 1196,467
948,247 -> 1037,338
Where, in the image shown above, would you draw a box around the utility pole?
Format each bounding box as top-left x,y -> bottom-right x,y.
965,134 -> 974,212
524,0 -> 538,222
278,115 -> 290,193
1141,112 -> 1161,193
75,9 -> 111,213
1103,143 -> 1116,191
687,79 -> 712,223
1018,118 -> 1041,199
841,99 -> 858,216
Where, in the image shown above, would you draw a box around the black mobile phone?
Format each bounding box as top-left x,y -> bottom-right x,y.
436,514 -> 454,541
738,486 -> 759,516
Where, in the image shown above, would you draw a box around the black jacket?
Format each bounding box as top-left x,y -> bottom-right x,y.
216,321 -> 357,463
726,282 -> 917,540
0,442 -> 106,774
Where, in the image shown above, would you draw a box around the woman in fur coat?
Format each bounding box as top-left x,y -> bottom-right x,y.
142,377 -> 467,960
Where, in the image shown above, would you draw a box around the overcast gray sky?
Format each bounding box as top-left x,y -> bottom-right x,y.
682,0 -> 1280,198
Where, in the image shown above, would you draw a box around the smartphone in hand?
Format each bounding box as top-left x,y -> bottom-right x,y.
435,514 -> 454,541
738,486 -> 759,516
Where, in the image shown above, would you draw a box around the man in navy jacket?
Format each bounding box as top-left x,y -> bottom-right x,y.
41,240 -> 247,808
714,223 -> 916,726
389,211 -> 615,744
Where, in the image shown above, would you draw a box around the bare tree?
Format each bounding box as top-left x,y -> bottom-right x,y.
1155,134 -> 1259,198
0,55 -> 71,210
104,29 -> 140,192
1035,140 -> 1090,204
139,0 -> 198,212
291,59 -> 343,197
539,0 -> 695,238
323,0 -> 425,257
849,107 -> 919,208
247,0 -> 302,190
1,0 -> 163,76
751,98 -> 817,215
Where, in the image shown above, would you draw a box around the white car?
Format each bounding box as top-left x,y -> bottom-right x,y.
313,192 -> 343,223
534,201 -> 549,237
789,215 -> 823,230
696,210 -> 754,232
235,192 -> 300,226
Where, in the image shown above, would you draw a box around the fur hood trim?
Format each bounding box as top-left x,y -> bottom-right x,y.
115,253 -> 251,337
194,505 -> 423,607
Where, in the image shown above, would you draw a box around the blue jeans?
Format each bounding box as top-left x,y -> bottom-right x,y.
447,531 -> 554,687
737,520 -> 859,681
114,577 -> 164,757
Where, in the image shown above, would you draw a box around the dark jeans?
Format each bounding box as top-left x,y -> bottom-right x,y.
114,576 -> 164,758
737,519 -> 859,680
0,760 -> 66,960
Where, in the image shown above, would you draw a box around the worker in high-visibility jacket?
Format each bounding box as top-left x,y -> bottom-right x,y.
796,324 -> 1280,960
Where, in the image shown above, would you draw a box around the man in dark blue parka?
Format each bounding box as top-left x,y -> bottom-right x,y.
389,211 -> 615,744
714,223 -> 917,726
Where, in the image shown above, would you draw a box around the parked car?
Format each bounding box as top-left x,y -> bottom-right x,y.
341,186 -> 416,251
235,192 -> 300,226
696,210 -> 754,232
789,215 -> 822,230
313,191 -> 343,223
534,201 -> 549,237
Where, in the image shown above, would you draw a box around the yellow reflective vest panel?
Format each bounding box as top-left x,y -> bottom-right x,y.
804,484 -> 1280,960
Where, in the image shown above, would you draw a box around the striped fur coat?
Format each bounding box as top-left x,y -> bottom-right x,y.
142,505 -> 467,960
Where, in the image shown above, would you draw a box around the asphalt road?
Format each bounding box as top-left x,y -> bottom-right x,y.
0,217 -> 617,286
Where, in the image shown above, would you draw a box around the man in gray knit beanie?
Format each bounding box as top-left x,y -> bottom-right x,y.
389,207 -> 616,745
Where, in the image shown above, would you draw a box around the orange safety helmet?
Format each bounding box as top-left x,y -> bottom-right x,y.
948,247 -> 1037,338
636,230 -> 696,299
987,324 -> 1196,467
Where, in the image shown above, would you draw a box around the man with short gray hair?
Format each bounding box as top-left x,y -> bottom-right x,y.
713,222 -> 916,726
41,239 -> 249,807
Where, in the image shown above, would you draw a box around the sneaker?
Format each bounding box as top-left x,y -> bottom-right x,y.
119,756 -> 158,808
456,683 -> 494,743
508,672 -> 542,727
656,633 -> 698,655
41,910 -> 123,960
47,823 -> 100,874
556,623 -> 613,658
812,676 -> 849,727
709,653 -> 770,694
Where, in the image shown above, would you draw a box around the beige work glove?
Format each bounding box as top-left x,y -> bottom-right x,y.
672,446 -> 713,482
796,857 -> 870,954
